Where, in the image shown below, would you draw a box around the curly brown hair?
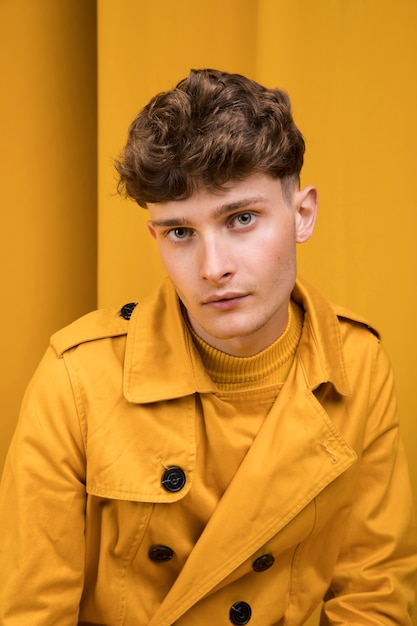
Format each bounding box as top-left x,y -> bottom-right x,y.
115,69 -> 305,207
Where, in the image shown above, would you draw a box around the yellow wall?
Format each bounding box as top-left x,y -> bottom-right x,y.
0,0 -> 97,467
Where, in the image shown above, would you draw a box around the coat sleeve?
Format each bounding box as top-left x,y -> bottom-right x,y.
321,339 -> 417,625
0,346 -> 87,625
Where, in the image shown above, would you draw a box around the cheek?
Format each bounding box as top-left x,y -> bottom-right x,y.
156,243 -> 175,272
257,232 -> 296,271
157,247 -> 192,288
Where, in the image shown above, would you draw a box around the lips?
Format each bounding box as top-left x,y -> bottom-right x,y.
203,292 -> 246,304
202,293 -> 248,310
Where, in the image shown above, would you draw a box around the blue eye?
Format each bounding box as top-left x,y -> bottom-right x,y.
236,213 -> 252,225
172,227 -> 189,239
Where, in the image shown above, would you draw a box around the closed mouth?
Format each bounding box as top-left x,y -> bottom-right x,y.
203,293 -> 248,307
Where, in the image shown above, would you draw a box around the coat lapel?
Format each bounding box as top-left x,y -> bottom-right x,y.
149,360 -> 357,626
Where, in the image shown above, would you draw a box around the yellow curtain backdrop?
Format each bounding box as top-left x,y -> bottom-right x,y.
0,1 -> 97,469
1,0 -> 416,622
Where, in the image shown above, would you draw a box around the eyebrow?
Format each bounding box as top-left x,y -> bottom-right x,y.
151,195 -> 266,228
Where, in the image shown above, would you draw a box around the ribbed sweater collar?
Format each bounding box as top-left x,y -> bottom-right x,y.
187,300 -> 304,391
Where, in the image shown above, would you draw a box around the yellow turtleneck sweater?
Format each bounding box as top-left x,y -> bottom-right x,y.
186,299 -> 304,501
189,298 -> 304,392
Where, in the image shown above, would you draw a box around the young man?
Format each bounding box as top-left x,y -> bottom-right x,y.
0,69 -> 416,625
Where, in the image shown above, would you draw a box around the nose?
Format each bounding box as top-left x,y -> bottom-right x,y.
199,237 -> 234,284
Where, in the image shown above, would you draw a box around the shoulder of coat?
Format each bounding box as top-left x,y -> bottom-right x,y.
50,302 -> 138,357
331,302 -> 380,340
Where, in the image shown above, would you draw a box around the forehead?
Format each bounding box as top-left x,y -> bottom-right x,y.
147,174 -> 287,223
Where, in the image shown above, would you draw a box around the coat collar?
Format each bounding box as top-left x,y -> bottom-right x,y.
123,277 -> 216,403
291,277 -> 351,396
124,276 -> 352,403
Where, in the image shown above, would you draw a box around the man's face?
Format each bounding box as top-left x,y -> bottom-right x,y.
147,174 -> 317,357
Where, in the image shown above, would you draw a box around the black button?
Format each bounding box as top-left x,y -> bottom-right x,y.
252,553 -> 275,572
229,601 -> 252,624
120,302 -> 137,320
148,545 -> 174,562
161,466 -> 186,492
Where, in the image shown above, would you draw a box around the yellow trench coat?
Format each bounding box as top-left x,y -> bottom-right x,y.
0,277 -> 416,625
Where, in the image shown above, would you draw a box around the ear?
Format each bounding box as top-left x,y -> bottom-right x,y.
294,185 -> 318,243
147,220 -> 157,240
